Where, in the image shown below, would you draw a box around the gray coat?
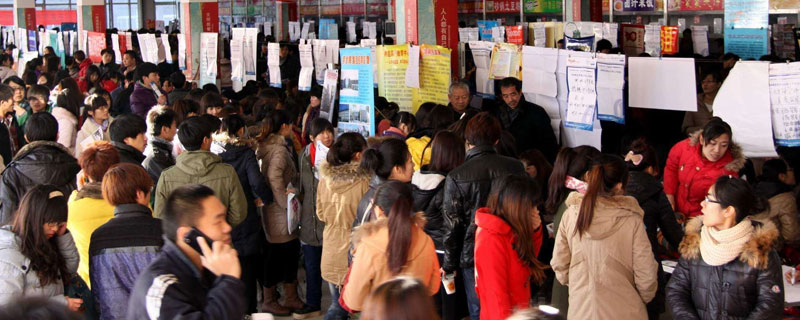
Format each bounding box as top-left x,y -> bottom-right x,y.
298,144 -> 324,246
0,225 -> 79,305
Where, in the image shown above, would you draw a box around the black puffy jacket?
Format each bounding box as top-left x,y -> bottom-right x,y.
0,140 -> 80,223
666,218 -> 784,320
112,141 -> 146,166
411,170 -> 447,251
143,138 -> 176,188
442,145 -> 525,272
626,171 -> 685,255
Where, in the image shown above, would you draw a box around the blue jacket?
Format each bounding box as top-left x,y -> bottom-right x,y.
126,238 -> 246,320
89,204 -> 162,320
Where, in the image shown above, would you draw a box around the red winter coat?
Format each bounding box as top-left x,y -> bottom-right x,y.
663,132 -> 745,218
474,207 -> 543,320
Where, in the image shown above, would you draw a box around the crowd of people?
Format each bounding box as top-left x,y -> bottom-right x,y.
0,30 -> 794,320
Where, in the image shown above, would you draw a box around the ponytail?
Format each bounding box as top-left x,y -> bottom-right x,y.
574,155 -> 628,238
387,196 -> 414,275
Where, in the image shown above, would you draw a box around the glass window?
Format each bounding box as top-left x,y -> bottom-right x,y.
155,2 -> 178,23
107,0 -> 139,30
112,4 -> 130,30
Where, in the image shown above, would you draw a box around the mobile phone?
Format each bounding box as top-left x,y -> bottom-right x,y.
183,228 -> 213,255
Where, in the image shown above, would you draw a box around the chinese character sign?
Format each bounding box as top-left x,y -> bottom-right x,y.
620,0 -> 656,11
661,26 -> 679,54
524,0 -> 562,13
681,0 -> 722,11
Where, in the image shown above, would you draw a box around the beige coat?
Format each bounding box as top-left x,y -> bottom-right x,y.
74,117 -> 112,157
316,161 -> 370,285
681,93 -> 714,135
753,192 -> 800,248
342,215 -> 440,311
551,192 -> 658,320
256,133 -> 298,244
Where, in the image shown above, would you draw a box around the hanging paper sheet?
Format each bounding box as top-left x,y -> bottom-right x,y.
644,24 -> 661,56
469,41 -> 495,98
268,43 -> 282,88
199,32 -> 218,87
320,69 -> 338,122
660,26 -> 679,55
459,28 -> 479,42
521,46 -> 560,140
564,54 -> 597,131
596,53 -> 626,124
770,62 -> 800,147
299,42 -> 314,91
412,44 -> 451,113
405,45 -> 420,89
488,43 -> 521,79
478,20 -> 499,41
230,38 -> 244,91
87,32 -> 105,63
338,47 -> 375,138
628,57 -> 697,111
564,35 -> 595,52
506,26 -> 524,44
691,25 -> 709,56
377,44 -> 413,111
111,34 -> 122,64
177,33 -> 187,70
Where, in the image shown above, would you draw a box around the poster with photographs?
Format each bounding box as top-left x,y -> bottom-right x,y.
337,47 -> 375,137
320,69 -> 338,122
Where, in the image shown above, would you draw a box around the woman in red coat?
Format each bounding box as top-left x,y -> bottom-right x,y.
664,118 -> 745,219
475,175 -> 545,320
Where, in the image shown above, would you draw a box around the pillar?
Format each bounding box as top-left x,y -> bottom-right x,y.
77,0 -> 106,33
12,0 -> 35,31
394,0 -> 458,76
180,0 -> 219,82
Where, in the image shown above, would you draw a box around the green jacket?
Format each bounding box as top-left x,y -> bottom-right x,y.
154,150 -> 247,227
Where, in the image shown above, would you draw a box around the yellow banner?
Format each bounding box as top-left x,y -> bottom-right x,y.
377,44 -> 413,112
412,44 -> 451,113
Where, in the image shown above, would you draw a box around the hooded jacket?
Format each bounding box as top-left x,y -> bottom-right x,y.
551,192 -> 658,320
297,143 -> 323,246
142,137 -> 176,188
753,180 -> 800,248
256,133 -> 298,244
66,183 -> 115,287
411,170 -> 446,250
626,171 -> 685,255
665,217 -> 784,320
214,133 -> 273,256
111,141 -> 146,166
129,82 -> 159,118
475,208 -> 543,320
341,214 -> 440,311
75,117 -> 112,158
664,131 -> 746,218
0,140 -> 80,224
154,150 -> 247,227
0,225 -> 79,306
441,145 -> 526,272
407,136 -> 432,171
316,161 -> 371,285
89,203 -> 163,320
52,107 -> 78,153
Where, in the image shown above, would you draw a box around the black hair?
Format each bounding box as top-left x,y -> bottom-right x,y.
701,117 -> 733,144
25,112 -> 59,142
361,138 -> 410,180
169,71 -> 186,89
0,53 -> 13,66
202,83 -> 219,94
200,92 -> 225,111
713,176 -> 769,222
56,89 -> 81,120
308,117 -> 334,139
178,116 -> 216,151
135,62 -> 159,83
109,113 -> 147,143
27,84 -> 49,102
327,132 -> 367,166
161,184 -> 216,241
499,77 -> 522,93
545,145 -> 601,214
625,137 -> 659,173
149,107 -> 178,138
221,114 -> 246,137
81,93 -> 109,125
391,111 -> 416,133
596,39 -> 613,52
3,76 -> 24,88
124,69 -> 136,83
0,84 -> 13,102
723,53 -> 740,61
760,159 -> 790,184
262,109 -> 293,136
0,296 -> 82,320
700,70 -> 723,83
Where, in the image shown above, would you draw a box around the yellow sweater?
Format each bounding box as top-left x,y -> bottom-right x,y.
67,188 -> 115,287
407,136 -> 432,171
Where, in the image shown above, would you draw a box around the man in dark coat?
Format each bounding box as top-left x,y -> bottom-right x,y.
0,112 -> 80,223
491,77 -> 559,163
110,113 -> 147,167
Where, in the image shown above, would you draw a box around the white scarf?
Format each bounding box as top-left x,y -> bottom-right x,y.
699,219 -> 753,266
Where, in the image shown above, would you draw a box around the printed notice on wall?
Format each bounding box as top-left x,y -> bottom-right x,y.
596,53 -> 626,124
298,43 -> 314,91
770,62 -> 800,147
267,42 -> 281,88
564,55 -> 597,131
412,44 -> 451,113
377,44 -> 413,111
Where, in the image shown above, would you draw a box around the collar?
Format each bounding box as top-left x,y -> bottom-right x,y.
150,136 -> 174,150
113,203 -> 153,217
465,145 -> 496,161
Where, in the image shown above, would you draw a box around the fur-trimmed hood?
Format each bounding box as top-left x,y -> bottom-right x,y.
13,140 -> 74,162
367,135 -> 402,148
687,131 -> 747,172
319,161 -> 370,183
679,217 -> 779,269
212,132 -> 255,148
75,182 -> 103,200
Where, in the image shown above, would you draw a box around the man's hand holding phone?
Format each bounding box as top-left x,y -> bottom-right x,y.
196,236 -> 241,279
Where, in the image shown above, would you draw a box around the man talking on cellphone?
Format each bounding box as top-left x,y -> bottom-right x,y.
126,184 -> 246,320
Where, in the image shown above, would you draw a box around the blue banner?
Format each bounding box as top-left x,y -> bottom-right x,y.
477,20 -> 499,41
338,47 -> 375,138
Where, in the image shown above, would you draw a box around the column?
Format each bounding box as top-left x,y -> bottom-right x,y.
180,0 -> 219,81
12,0 -> 35,30
77,0 -> 107,34
394,0 -> 458,76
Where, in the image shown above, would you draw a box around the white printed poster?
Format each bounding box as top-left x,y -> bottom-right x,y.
469,41 -> 495,98
564,55 -> 597,131
298,42 -> 314,91
405,45 -> 420,88
692,25 -> 709,57
177,33 -> 187,70
111,33 -> 122,64
769,62 -> 800,147
230,38 -> 244,91
320,69 -> 338,122
267,42 -> 282,88
596,53 -> 626,124
162,35 -> 172,63
199,32 -> 218,87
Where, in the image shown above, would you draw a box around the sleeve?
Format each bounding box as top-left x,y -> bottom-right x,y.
778,199 -> 800,245
315,181 -> 329,224
227,169 -> 248,227
475,239 -> 513,320
246,151 -> 273,204
340,243 -> 376,312
746,250 -> 785,320
665,258 -> 701,320
663,141 -> 683,197
153,173 -> 168,219
265,154 -> 289,211
0,172 -> 19,225
550,208 -> 572,286
632,219 -> 658,303
656,192 -> 685,249
427,242 -> 442,295
55,116 -> 76,152
532,225 -> 543,257
441,176 -> 466,273
0,261 -> 25,305
150,275 -> 247,320
56,232 -> 79,274
682,111 -> 697,135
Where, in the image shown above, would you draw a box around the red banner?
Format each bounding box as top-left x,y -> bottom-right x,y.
660,26 -> 679,54
458,0 -> 483,13
201,2 -> 219,32
506,25 -> 524,44
405,0 -> 418,45
24,8 -> 36,31
87,32 -> 105,63
621,24 -> 645,56
434,0 -> 458,77
91,5 -> 106,32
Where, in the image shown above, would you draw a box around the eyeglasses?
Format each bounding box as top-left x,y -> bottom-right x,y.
704,195 -> 721,204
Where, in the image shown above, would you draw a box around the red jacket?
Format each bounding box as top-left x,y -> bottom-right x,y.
663,133 -> 744,218
474,207 -> 543,320
78,58 -> 93,79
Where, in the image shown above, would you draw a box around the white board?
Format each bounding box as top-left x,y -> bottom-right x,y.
629,57 -> 697,112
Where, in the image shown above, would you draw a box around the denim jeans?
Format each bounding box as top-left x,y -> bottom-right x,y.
302,244 -> 323,309
462,267 -> 480,320
324,283 -> 349,320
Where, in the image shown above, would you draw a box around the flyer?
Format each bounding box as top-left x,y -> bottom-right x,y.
660,26 -> 679,55
564,54 -> 597,131
377,44 -> 413,111
477,20 -> 499,41
320,69 -> 339,122
111,33 -> 122,64
87,32 -> 105,63
469,41 -> 495,98
769,62 -> 800,147
412,44 -> 451,112
199,32 -> 218,87
267,42 -> 282,88
338,47 -> 375,138
488,43 -> 521,80
298,43 -> 314,91
596,53 -> 626,124
177,33 -> 187,70
230,38 -> 244,90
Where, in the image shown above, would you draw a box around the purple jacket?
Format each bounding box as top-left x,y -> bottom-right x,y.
129,82 -> 159,118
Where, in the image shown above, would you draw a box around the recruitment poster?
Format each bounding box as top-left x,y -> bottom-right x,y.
320,69 -> 339,122
377,44 -> 413,112
199,32 -> 218,87
412,44 -> 451,112
87,32 -> 105,63
660,26 -> 679,55
338,47 -> 375,138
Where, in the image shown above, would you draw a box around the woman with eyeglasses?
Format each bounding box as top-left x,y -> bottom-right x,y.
666,176 -> 783,319
0,185 -> 81,311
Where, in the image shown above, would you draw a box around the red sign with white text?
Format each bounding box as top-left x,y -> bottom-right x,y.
201,2 -> 219,32
506,25 -> 524,44
405,0 -> 418,44
91,5 -> 106,32
24,8 -> 36,31
434,0 -> 458,77
87,32 -> 105,63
